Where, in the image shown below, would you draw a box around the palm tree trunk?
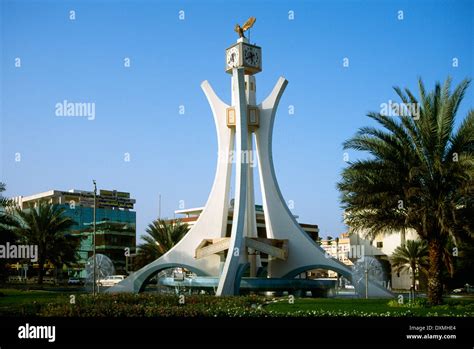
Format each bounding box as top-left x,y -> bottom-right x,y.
427,239 -> 443,305
37,257 -> 45,285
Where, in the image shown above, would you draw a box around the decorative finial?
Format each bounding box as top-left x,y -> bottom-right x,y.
234,17 -> 256,38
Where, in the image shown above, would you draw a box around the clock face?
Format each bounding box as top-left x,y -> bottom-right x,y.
226,46 -> 239,69
243,45 -> 260,67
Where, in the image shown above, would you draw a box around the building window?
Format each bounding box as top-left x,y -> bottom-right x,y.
376,241 -> 383,248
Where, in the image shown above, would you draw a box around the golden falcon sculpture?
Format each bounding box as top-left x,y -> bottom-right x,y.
234,17 -> 256,38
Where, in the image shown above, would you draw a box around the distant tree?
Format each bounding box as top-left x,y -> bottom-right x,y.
0,183 -> 18,236
0,183 -> 19,281
135,219 -> 189,269
391,240 -> 429,292
15,201 -> 79,285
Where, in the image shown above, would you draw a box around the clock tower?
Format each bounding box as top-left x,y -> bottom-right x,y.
107,19 -> 394,300
225,38 -> 261,129
225,38 -> 262,75
214,34 -> 266,295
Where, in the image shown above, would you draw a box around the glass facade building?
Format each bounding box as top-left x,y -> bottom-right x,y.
13,189 -> 136,278
61,205 -> 136,277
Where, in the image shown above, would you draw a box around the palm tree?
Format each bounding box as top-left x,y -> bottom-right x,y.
0,183 -> 19,281
338,77 -> 474,304
135,219 -> 189,268
391,239 -> 429,293
326,236 -> 333,246
0,183 -> 18,236
14,201 -> 79,285
315,236 -> 323,246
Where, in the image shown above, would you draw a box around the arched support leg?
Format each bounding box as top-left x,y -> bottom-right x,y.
108,81 -> 233,294
255,77 -> 393,298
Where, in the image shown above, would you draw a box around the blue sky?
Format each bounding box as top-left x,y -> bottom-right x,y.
1,0 -> 473,241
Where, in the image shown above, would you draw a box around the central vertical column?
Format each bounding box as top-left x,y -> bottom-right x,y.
244,74 -> 259,277
216,67 -> 249,295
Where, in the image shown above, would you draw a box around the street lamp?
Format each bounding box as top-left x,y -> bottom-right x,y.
92,180 -> 97,295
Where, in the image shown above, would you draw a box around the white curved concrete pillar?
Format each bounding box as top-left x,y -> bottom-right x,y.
254,77 -> 392,297
107,81 -> 233,293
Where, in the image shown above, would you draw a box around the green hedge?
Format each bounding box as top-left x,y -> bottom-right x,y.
38,294 -> 267,317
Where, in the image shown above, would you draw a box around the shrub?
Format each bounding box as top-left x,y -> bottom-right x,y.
38,294 -> 267,317
387,298 -> 427,308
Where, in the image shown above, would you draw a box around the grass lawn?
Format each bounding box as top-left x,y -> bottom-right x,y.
265,298 -> 474,316
0,288 -> 473,317
0,288 -> 69,316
